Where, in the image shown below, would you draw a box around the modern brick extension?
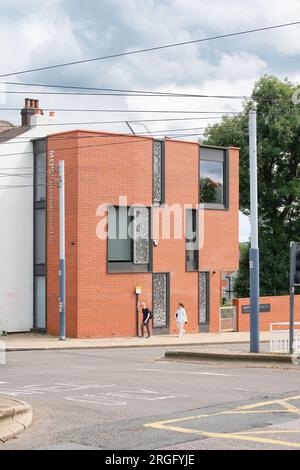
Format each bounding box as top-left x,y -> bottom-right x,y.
44,131 -> 239,338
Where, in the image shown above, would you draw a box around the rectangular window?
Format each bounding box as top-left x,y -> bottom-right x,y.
34,276 -> 46,329
34,151 -> 46,202
153,140 -> 165,205
108,206 -> 132,262
34,208 -> 46,264
33,139 -> 47,330
186,209 -> 199,271
199,147 -> 228,209
108,206 -> 151,272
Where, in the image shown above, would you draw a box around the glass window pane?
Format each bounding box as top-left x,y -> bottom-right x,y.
200,160 -> 224,204
35,152 -> 46,202
35,208 -> 46,264
108,206 -> 132,261
35,276 -> 46,329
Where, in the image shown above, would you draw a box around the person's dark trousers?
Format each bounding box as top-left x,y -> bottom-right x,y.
141,320 -> 150,337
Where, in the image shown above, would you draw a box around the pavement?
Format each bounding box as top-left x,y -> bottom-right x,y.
0,331 -> 270,351
0,398 -> 32,442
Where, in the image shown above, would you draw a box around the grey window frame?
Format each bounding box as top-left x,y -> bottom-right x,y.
107,205 -> 152,273
199,145 -> 229,210
186,209 -> 199,271
33,138 -> 47,330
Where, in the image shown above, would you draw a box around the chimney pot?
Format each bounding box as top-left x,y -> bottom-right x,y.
21,98 -> 43,126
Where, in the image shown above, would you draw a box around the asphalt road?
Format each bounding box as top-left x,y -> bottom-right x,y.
1,346 -> 300,450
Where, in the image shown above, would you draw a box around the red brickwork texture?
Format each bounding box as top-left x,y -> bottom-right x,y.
46,132 -> 239,338
234,295 -> 300,331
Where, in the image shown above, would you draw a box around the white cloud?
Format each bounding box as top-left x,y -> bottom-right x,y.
239,212 -> 251,242
0,0 -> 299,131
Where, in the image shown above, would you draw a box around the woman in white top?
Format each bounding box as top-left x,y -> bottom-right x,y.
175,303 -> 188,337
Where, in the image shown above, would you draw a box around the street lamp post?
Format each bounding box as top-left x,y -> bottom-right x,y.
249,109 -> 260,353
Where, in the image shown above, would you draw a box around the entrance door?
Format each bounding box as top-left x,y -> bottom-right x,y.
152,273 -> 169,334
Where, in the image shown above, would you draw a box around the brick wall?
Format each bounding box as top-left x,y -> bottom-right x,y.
234,295 -> 300,331
46,131 -> 239,338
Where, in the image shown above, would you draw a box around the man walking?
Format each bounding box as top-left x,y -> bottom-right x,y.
140,302 -> 151,338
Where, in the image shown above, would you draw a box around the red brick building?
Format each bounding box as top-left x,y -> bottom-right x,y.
33,130 -> 239,338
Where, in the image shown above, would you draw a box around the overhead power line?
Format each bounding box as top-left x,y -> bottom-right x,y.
0,124 -> 244,145
0,127 -> 242,160
3,80 -> 247,98
0,107 -> 240,114
1,89 -> 246,99
0,116 -> 226,129
0,21 -> 299,78
2,81 -> 298,105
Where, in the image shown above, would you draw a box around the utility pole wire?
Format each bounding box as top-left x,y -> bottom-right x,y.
0,21 -> 299,78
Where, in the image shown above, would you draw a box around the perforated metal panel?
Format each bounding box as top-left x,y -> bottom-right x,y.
133,207 -> 150,264
199,272 -> 209,324
153,140 -> 162,204
153,273 -> 168,327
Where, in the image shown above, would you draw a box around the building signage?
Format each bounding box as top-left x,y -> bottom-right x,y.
242,303 -> 271,314
48,150 -> 55,244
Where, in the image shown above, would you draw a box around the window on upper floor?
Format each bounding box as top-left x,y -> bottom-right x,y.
199,147 -> 229,209
186,209 -> 199,271
153,140 -> 165,205
107,205 -> 151,273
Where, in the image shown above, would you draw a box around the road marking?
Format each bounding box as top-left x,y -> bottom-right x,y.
275,400 -> 300,416
0,383 -> 115,396
65,396 -> 127,406
146,422 -> 300,448
136,368 -> 236,377
224,387 -> 249,392
63,388 -> 187,406
145,394 -> 300,449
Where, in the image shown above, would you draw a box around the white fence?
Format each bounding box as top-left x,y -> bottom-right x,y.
220,306 -> 236,332
0,340 -> 6,365
270,322 -> 300,354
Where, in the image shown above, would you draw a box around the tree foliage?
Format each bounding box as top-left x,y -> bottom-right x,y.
204,76 -> 300,297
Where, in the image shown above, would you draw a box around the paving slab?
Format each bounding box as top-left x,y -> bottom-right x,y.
0,331 -> 270,352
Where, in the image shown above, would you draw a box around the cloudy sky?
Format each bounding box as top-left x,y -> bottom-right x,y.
1,0 -> 300,240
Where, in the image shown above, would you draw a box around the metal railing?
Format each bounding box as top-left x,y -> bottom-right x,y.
270,322 -> 300,353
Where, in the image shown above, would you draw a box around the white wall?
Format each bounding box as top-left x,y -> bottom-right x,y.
0,115 -> 60,332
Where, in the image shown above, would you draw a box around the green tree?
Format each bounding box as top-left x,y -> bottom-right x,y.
204,76 -> 300,297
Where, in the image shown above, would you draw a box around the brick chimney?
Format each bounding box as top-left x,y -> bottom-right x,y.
21,98 -> 44,126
